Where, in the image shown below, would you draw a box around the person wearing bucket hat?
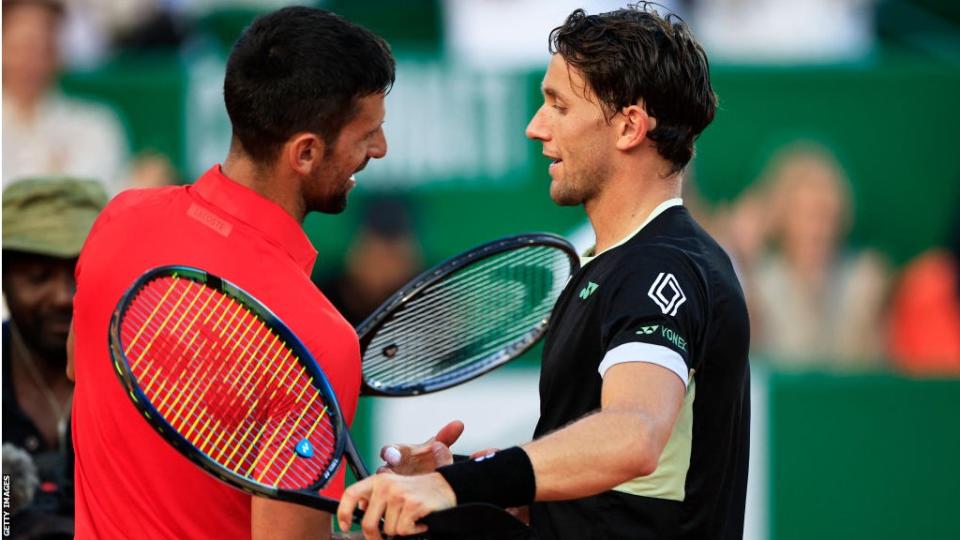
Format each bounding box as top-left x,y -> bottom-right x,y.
2,176 -> 108,538
2,177 -> 108,257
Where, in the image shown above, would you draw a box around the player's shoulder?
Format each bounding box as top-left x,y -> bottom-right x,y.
85,186 -> 185,248
613,239 -> 704,282
100,186 -> 183,221
610,228 -> 740,304
641,208 -> 737,277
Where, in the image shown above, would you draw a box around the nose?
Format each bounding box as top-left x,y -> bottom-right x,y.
368,128 -> 387,159
51,268 -> 76,310
525,105 -> 550,142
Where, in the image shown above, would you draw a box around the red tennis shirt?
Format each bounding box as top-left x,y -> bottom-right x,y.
71,166 -> 361,539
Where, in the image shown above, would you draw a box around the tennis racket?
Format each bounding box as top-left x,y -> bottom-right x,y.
358,233 -> 578,396
108,266 -> 535,538
109,265 -> 369,516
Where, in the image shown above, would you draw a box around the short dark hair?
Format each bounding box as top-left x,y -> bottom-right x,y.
224,7 -> 395,163
549,3 -> 716,174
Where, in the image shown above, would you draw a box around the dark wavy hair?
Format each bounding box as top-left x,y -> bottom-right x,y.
549,3 -> 716,174
224,7 -> 395,163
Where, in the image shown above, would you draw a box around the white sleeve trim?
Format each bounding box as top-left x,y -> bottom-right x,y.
598,342 -> 689,387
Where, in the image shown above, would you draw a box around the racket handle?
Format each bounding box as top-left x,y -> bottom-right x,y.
418,503 -> 534,539
344,435 -> 372,479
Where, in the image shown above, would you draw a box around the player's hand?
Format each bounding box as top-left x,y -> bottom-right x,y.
337,473 -> 456,539
377,420 -> 464,475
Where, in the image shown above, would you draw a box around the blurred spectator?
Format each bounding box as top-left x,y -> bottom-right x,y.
319,199 -> 423,326
2,443 -> 73,539
2,177 -> 108,534
708,184 -> 771,346
2,443 -> 39,515
720,187 -> 770,283
888,202 -> 960,374
2,0 -> 129,193
749,143 -> 889,367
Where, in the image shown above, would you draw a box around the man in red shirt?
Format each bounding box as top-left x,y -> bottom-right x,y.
67,7 -> 394,539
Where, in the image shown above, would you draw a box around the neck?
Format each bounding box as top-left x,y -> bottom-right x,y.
585,154 -> 681,254
221,144 -> 306,222
3,87 -> 44,120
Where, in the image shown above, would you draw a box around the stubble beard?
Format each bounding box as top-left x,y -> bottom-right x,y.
306,170 -> 351,215
549,158 -> 608,207
314,192 -> 348,215
316,196 -> 347,215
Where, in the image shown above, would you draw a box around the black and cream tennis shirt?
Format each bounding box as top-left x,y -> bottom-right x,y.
530,199 -> 750,540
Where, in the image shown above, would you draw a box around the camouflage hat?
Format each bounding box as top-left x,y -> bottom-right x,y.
2,177 -> 109,258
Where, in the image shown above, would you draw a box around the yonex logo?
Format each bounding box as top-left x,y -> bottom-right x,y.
579,281 -> 599,300
647,273 -> 686,316
295,439 -> 314,459
636,324 -> 688,352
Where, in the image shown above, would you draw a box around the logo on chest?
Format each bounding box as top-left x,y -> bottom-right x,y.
578,281 -> 599,300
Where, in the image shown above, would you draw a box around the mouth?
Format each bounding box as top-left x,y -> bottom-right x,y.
547,156 -> 562,175
46,316 -> 72,336
543,151 -> 562,165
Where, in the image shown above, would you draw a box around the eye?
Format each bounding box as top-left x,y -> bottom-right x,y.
25,267 -> 54,285
552,104 -> 567,113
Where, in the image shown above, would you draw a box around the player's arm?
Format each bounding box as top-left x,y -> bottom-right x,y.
523,360 -> 684,499
336,362 -> 685,538
252,498 -> 332,540
339,252 -> 699,538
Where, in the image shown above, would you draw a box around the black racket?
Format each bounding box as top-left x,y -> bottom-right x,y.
358,233 -> 579,396
108,266 -> 533,538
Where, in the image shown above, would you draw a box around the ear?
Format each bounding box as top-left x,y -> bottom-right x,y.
615,103 -> 657,151
285,133 -> 325,176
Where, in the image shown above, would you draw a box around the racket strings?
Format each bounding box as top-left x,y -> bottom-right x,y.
362,246 -> 572,390
119,275 -> 338,490
366,282 -> 524,365
132,286 -> 336,489
365,249 -> 564,375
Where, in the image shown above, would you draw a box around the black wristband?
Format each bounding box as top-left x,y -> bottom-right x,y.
436,446 -> 536,508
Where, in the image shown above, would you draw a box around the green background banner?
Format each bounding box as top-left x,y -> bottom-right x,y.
61,53 -> 960,270
768,371 -> 960,539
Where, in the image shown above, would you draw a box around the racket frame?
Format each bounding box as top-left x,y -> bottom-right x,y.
108,265 -> 368,514
356,233 -> 579,396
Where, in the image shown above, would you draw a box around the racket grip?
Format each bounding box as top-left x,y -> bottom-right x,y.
344,507 -> 393,537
